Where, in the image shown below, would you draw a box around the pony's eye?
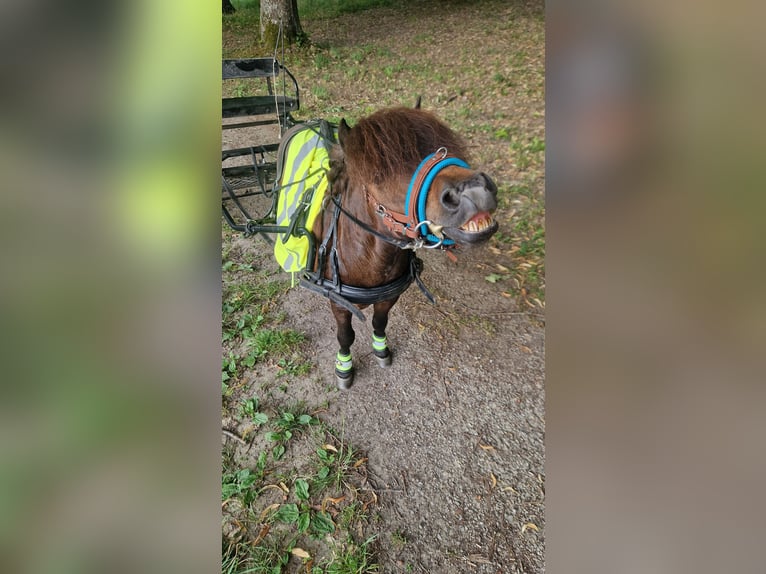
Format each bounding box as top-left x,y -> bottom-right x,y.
440,185 -> 461,210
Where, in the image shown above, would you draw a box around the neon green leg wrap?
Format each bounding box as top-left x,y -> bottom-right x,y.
335,351 -> 353,374
372,333 -> 388,353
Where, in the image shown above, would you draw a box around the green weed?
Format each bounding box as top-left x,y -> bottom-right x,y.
320,535 -> 379,574
313,436 -> 359,493
390,529 -> 408,550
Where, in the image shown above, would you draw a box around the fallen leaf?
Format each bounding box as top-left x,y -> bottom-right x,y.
521,522 -> 539,534
485,273 -> 503,283
322,444 -> 338,452
253,524 -> 270,545
322,495 -> 346,511
520,345 -> 531,353
496,264 -> 510,272
279,482 -> 289,493
490,473 -> 497,489
259,503 -> 280,522
479,443 -> 495,451
291,548 -> 311,559
501,291 -> 512,298
353,457 -> 368,468
489,246 -> 502,255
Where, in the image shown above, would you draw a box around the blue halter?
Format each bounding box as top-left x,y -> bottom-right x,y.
403,150 -> 469,246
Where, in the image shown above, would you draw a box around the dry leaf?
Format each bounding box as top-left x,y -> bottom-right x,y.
496,264 -> 510,272
291,548 -> 311,559
490,473 -> 497,489
479,443 -> 495,451
501,291 -> 512,298
353,457 -> 368,468
253,524 -> 270,545
489,246 -> 502,255
521,522 -> 539,534
259,503 -> 280,522
322,444 -> 338,452
520,345 -> 531,353
279,482 -> 289,493
322,495 -> 346,511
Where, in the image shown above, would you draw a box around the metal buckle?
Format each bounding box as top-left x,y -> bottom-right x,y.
412,220 -> 444,249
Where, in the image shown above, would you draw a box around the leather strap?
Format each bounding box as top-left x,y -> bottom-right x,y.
366,150 -> 464,243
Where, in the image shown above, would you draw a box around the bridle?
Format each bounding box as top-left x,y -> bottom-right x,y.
300,146 -> 468,321
365,146 -> 469,249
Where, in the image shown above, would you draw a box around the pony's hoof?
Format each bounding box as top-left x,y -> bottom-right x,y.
336,371 -> 354,390
374,350 -> 392,368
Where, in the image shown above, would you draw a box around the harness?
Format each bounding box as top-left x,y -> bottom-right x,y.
275,121 -> 466,322
301,190 -> 436,322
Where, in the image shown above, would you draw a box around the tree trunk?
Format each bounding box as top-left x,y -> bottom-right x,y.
222,0 -> 235,14
260,0 -> 305,47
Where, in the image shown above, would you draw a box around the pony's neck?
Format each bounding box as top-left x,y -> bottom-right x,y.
334,182 -> 411,287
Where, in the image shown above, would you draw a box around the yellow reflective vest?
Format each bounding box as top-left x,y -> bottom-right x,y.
273,121 -> 336,273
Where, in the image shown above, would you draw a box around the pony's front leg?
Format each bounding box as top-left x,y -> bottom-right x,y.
330,303 -> 355,389
371,298 -> 399,368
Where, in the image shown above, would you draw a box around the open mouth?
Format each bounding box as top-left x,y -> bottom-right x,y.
459,211 -> 495,234
433,211 -> 498,244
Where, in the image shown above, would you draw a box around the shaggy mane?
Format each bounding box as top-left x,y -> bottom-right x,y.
342,107 -> 468,184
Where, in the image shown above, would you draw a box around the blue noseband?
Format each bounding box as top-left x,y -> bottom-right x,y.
404,150 -> 469,246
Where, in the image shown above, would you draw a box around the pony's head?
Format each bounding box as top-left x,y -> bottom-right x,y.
332,106 -> 498,246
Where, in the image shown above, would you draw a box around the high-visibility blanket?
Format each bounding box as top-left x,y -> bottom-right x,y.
273,121 -> 336,273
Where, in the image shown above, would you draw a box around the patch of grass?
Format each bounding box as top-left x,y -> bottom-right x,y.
221,452 -> 267,506
250,328 -> 305,359
510,135 -> 546,171
222,534 -> 295,574
490,182 -> 545,308
313,433 -> 360,493
223,406 -> 379,571
320,535 -> 379,574
312,85 -> 330,100
338,501 -> 368,531
277,357 -> 312,377
390,529 -> 408,550
222,279 -> 289,321
300,0 -> 401,19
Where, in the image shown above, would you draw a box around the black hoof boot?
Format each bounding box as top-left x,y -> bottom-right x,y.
335,351 -> 354,390
336,369 -> 354,390
371,334 -> 391,368
373,348 -> 392,368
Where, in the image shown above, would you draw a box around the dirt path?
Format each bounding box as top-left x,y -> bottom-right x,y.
277,246 -> 545,573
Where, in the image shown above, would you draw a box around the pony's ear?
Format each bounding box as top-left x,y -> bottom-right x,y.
338,118 -> 351,148
414,96 -> 422,109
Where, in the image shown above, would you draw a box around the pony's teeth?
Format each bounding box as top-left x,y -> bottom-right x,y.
460,215 -> 495,233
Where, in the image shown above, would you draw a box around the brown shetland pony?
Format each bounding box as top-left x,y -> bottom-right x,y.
312,104 -> 498,388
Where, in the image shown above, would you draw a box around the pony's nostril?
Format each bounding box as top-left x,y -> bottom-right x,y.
441,186 -> 461,210
480,172 -> 498,195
